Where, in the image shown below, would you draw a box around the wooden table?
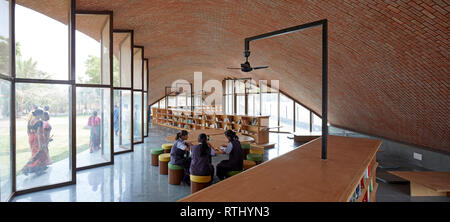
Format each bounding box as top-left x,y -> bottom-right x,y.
164,129 -> 254,148
179,135 -> 381,202
388,171 -> 450,197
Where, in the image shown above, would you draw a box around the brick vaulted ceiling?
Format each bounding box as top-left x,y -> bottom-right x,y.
22,1 -> 450,153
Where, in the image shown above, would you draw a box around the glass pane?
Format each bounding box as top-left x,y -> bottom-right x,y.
133,91 -> 142,143
279,94 -> 293,132
295,102 -> 310,134
261,93 -> 278,129
248,93 -> 260,116
76,87 -> 111,168
236,95 -> 245,115
168,96 -> 175,108
226,95 -> 233,114
0,0 -> 9,76
312,113 -> 322,133
15,83 -> 71,191
159,98 -> 166,109
113,90 -> 132,153
235,80 -> 245,94
0,79 -> 11,202
143,92 -> 147,136
101,18 -> 110,85
76,14 -> 110,84
113,33 -> 132,88
133,48 -> 142,90
15,0 -> 69,80
143,60 -> 148,91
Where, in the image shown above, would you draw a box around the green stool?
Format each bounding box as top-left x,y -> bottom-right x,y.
151,148 -> 164,166
242,143 -> 251,159
247,153 -> 263,164
226,170 -> 243,178
168,163 -> 184,185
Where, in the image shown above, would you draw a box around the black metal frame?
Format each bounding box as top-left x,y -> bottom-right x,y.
143,58 -> 149,138
132,45 -> 144,145
74,10 -> 115,171
3,0 -> 77,201
243,19 -> 328,159
112,29 -> 134,155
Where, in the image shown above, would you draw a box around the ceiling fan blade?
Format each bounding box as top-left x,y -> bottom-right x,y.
253,66 -> 269,70
227,67 -> 242,69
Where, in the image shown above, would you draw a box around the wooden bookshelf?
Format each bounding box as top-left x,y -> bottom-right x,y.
178,135 -> 381,202
152,108 -> 270,144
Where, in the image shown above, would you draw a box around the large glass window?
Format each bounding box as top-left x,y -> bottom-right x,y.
143,59 -> 148,92
0,79 -> 11,202
15,1 -> 69,80
224,80 -> 233,114
236,95 -> 245,115
168,96 -> 176,108
0,0 -> 9,76
133,48 -> 142,90
295,102 -> 310,134
143,92 -> 147,137
75,14 -> 110,85
15,83 -> 71,191
113,90 -> 132,153
247,84 -> 260,116
76,87 -> 111,168
261,92 -> 278,129
312,113 -> 322,133
279,94 -> 293,132
113,32 -> 132,88
133,91 -> 142,143
159,98 -> 166,109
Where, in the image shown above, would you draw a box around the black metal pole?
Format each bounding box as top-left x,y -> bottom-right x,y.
321,20 -> 328,160
243,19 -> 328,159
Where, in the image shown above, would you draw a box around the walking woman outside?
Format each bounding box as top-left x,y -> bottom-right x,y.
88,111 -> 101,153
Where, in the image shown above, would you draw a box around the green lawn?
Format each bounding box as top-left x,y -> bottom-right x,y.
0,115 -> 92,179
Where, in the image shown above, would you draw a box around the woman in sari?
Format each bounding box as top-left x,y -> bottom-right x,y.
88,111 -> 101,153
22,109 -> 51,175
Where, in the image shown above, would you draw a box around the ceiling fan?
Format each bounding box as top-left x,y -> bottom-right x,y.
227,51 -> 269,72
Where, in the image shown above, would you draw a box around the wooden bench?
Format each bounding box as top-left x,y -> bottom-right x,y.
388,171 -> 450,197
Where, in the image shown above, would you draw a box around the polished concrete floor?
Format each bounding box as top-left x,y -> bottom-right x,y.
11,123 -> 450,202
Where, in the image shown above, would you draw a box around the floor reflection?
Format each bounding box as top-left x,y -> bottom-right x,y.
12,124 -> 303,202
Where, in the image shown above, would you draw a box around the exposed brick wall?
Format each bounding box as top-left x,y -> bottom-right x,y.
25,0 -> 450,153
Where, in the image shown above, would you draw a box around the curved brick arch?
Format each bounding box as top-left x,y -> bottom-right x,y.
18,0 -> 450,153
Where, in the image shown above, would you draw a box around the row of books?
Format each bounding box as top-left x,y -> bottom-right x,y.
349,166 -> 373,202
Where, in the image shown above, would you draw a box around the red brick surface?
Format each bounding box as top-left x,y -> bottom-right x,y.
21,0 -> 450,153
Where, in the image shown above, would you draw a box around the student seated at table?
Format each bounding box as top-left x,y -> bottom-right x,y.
170,130 -> 192,184
214,130 -> 244,180
190,133 -> 216,181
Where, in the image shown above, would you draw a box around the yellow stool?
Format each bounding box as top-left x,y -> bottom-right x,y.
158,153 -> 170,175
162,143 -> 173,153
190,175 -> 212,194
243,160 -> 256,170
250,147 -> 264,155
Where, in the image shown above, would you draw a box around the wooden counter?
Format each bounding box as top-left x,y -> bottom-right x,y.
179,135 -> 380,202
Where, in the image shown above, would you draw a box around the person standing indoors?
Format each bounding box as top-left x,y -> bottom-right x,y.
170,130 -> 192,184
215,130 -> 244,180
88,111 -> 101,153
190,133 -> 215,181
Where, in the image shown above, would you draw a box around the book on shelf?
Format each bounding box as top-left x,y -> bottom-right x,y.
251,118 -> 258,126
215,117 -> 219,121
224,125 -> 228,130
224,118 -> 229,123
362,191 -> 368,202
237,119 -> 242,124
